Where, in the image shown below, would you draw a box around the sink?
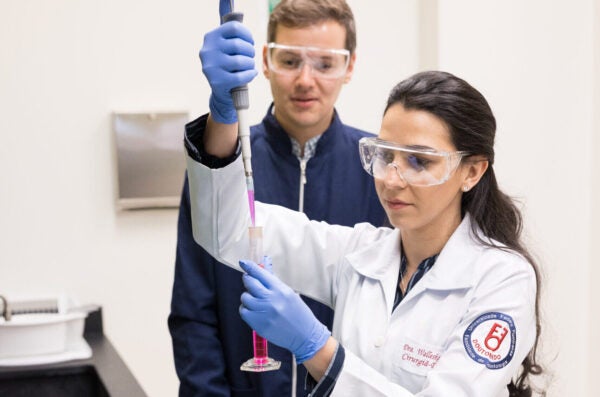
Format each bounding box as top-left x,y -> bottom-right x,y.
0,365 -> 109,397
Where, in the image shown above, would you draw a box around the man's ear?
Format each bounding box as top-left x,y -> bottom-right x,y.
262,45 -> 270,79
343,52 -> 356,84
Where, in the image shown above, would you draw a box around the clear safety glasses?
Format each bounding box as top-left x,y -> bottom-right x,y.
359,137 -> 470,187
266,42 -> 350,79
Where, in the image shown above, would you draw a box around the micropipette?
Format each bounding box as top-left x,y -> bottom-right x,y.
221,6 -> 256,226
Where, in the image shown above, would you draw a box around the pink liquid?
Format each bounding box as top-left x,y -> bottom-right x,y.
252,259 -> 268,363
247,189 -> 256,226
252,331 -> 269,364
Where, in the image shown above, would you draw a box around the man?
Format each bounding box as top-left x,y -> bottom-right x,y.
168,1 -> 386,396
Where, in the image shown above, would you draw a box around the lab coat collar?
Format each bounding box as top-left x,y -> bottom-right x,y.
418,214 -> 482,291
345,228 -> 402,281
345,228 -> 402,313
347,214 -> 482,292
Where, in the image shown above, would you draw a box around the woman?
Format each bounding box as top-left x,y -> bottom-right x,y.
186,71 -> 544,396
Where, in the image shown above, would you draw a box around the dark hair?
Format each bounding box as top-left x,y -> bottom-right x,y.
268,0 -> 357,54
385,71 -> 544,396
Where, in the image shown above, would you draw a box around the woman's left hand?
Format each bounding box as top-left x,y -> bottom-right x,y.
239,258 -> 331,363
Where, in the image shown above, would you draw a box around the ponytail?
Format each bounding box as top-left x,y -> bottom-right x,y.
463,168 -> 544,397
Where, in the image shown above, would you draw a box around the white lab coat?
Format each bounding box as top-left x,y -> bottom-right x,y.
187,156 -> 537,397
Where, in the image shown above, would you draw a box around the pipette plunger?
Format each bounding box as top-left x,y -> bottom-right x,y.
221,12 -> 256,225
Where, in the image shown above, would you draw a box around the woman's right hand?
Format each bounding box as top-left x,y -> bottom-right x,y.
200,21 -> 257,125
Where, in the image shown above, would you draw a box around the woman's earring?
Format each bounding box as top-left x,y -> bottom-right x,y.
462,185 -> 470,192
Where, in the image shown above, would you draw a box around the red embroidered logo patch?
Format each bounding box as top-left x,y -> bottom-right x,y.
463,312 -> 516,369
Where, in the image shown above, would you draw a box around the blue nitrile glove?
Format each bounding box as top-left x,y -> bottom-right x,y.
239,258 -> 331,364
199,5 -> 258,124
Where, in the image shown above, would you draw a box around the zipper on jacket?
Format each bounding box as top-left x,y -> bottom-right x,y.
292,355 -> 298,397
293,158 -> 308,397
291,158 -> 308,397
298,158 -> 308,213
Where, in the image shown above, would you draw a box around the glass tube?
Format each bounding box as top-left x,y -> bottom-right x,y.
240,226 -> 281,372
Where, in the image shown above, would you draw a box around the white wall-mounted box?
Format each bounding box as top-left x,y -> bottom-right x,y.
113,112 -> 188,210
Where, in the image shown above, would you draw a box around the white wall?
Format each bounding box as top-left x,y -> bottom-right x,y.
434,1 -> 597,395
342,0 -> 420,132
591,0 -> 600,390
0,1 -> 419,396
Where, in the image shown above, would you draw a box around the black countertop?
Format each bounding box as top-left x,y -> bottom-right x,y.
0,307 -> 148,397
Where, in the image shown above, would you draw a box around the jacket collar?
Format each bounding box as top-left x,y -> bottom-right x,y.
262,103 -> 343,157
347,215 -> 482,292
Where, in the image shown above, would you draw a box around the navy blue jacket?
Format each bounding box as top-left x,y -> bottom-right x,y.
169,107 -> 386,397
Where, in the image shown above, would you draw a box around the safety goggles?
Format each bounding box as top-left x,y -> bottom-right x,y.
266,42 -> 350,79
358,137 -> 470,186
